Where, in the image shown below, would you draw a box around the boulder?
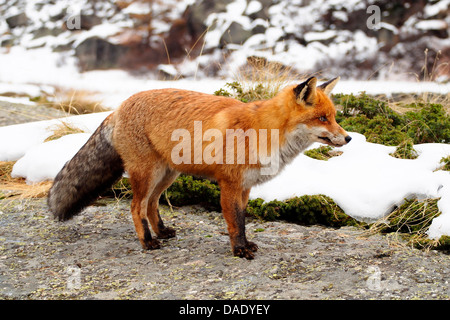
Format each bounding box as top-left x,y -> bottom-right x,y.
79,14 -> 103,30
219,22 -> 253,47
32,26 -> 64,39
6,12 -> 29,28
75,37 -> 128,71
184,0 -> 233,38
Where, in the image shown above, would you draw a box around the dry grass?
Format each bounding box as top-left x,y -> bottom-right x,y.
215,56 -> 313,102
365,198 -> 442,250
34,88 -> 108,115
44,121 -> 86,142
233,56 -> 302,100
53,89 -> 108,115
383,49 -> 450,115
0,161 -> 51,200
386,92 -> 450,116
0,119 -> 88,201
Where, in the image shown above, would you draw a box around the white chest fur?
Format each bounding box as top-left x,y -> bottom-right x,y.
242,125 -> 313,189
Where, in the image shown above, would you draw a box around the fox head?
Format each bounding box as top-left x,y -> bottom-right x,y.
290,76 -> 351,147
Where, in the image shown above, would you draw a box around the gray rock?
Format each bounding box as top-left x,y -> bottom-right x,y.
74,37 -> 128,71
184,0 -> 233,38
32,26 -> 65,40
219,22 -> 253,47
0,35 -> 15,47
6,12 -> 29,28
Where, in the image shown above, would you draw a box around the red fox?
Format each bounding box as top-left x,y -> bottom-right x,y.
48,76 -> 351,259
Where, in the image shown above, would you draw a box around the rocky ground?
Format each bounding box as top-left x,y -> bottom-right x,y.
0,100 -> 449,301
0,198 -> 449,300
0,99 -> 66,126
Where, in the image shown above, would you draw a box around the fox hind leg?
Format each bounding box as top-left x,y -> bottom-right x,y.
128,164 -> 167,250
146,168 -> 179,239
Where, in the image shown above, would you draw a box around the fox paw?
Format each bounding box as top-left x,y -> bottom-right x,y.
233,244 -> 258,260
246,241 -> 258,252
157,227 -> 176,239
141,239 -> 161,250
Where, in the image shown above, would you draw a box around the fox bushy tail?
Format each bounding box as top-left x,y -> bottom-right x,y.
48,114 -> 124,221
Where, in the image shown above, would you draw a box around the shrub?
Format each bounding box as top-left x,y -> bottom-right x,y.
340,114 -> 408,146
334,92 -> 404,126
333,93 -> 450,146
404,103 -> 450,144
389,139 -> 418,160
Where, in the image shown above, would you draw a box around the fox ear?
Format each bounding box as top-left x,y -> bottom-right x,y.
293,77 -> 317,106
318,76 -> 340,96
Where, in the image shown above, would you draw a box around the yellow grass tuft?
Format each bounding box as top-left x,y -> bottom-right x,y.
383,49 -> 450,115
52,89 -> 108,115
365,198 -> 442,250
233,56 -> 302,100
0,161 -> 51,200
45,121 -> 86,142
32,88 -> 108,115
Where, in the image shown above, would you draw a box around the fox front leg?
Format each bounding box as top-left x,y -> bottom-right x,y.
219,181 -> 258,259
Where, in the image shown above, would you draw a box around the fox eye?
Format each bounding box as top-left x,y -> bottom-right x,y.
319,116 -> 327,122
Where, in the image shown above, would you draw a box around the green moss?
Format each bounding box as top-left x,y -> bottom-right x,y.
333,93 -> 450,146
389,139 -> 418,159
340,114 -> 408,146
434,235 -> 450,251
439,156 -> 450,171
374,198 -> 439,234
304,146 -> 341,161
413,235 -> 450,252
334,92 -> 404,127
107,176 -> 357,228
403,103 -> 450,144
388,198 -> 440,234
108,177 -> 133,199
247,195 -> 360,228
163,175 -> 221,209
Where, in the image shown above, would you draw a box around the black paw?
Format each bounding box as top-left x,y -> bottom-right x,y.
246,241 -> 258,252
233,246 -> 256,260
157,227 -> 176,239
141,239 -> 161,250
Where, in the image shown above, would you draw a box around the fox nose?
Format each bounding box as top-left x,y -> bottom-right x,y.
345,135 -> 352,143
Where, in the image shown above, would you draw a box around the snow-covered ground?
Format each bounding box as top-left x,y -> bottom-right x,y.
1,46 -> 450,107
0,75 -> 450,240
